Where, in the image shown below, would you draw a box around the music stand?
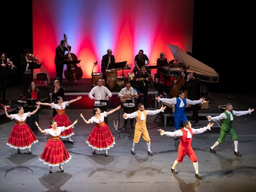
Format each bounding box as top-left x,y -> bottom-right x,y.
108,61 -> 127,69
124,99 -> 133,108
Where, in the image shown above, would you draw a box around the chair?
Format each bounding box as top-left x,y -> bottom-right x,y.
36,72 -> 48,87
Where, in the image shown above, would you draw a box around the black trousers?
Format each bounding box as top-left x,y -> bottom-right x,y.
55,63 -> 64,83
23,73 -> 33,95
0,77 -> 7,101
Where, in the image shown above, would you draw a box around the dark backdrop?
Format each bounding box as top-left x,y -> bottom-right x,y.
1,0 -> 254,92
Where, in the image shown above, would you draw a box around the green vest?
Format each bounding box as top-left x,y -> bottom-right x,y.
221,111 -> 233,131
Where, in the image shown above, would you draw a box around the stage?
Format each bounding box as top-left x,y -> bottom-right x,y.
0,89 -> 256,192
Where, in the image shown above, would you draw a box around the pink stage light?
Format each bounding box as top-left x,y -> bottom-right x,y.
33,0 -> 194,79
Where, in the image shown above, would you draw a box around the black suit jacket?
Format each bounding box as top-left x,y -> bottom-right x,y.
101,54 -> 115,71
54,45 -> 71,65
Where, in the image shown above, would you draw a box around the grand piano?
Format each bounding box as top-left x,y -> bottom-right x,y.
158,43 -> 219,83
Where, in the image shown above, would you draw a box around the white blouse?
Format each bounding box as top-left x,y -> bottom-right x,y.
11,112 -> 30,122
88,112 -> 106,124
45,126 -> 65,136
51,101 -> 69,109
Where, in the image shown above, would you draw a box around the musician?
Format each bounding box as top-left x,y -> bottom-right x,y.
26,81 -> 40,131
0,53 -> 15,102
154,52 -> 168,94
118,82 -> 139,129
54,40 -> 71,84
20,48 -> 36,94
89,79 -> 112,123
135,66 -> 151,108
133,49 -> 150,75
185,72 -> 201,123
52,79 -> 65,118
101,49 -> 115,79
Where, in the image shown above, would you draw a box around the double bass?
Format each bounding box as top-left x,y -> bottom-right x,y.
63,34 -> 83,82
169,66 -> 189,97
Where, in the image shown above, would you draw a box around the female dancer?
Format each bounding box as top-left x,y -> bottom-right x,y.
80,105 -> 121,156
4,105 -> 39,154
35,119 -> 78,173
37,96 -> 81,143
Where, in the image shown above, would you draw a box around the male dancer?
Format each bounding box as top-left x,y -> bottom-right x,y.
207,103 -> 254,156
156,90 -> 204,132
158,121 -> 214,179
123,103 -> 166,156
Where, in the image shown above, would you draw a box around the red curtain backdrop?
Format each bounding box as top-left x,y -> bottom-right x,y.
33,0 -> 194,79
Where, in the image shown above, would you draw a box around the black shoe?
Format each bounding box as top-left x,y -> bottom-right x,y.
171,168 -> 178,174
92,150 -> 96,155
210,148 -> 216,154
59,165 -> 64,172
131,149 -> 135,155
147,150 -> 154,156
195,173 -> 202,179
234,151 -> 241,157
105,151 -> 108,157
49,168 -> 53,174
17,149 -> 21,154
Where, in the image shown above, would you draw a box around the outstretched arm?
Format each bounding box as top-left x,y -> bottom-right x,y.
67,96 -> 82,105
36,101 -> 53,107
29,105 -> 40,116
35,121 -> 47,134
105,105 -> 121,116
158,129 -> 183,137
64,119 -> 78,130
123,111 -> 138,119
192,123 -> 214,134
80,113 -> 92,124
4,106 -> 12,119
146,105 -> 166,116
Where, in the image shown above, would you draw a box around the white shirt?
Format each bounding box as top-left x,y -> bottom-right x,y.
210,109 -> 251,121
124,108 -> 163,120
88,112 -> 106,124
46,126 -> 65,136
163,125 -> 210,138
118,87 -> 138,107
51,101 -> 69,109
89,85 -> 112,101
11,112 -> 30,121
159,97 -> 203,107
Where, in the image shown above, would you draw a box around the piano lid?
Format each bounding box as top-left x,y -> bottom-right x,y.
167,43 -> 219,83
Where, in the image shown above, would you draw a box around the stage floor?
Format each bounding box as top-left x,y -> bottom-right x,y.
0,91 -> 256,192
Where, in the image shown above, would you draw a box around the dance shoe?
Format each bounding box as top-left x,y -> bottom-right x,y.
210,148 -> 216,154
17,149 -> 21,154
234,151 -> 242,157
195,173 -> 202,179
92,150 -> 96,155
49,168 -> 53,174
171,168 -> 178,174
59,165 -> 64,172
131,149 -> 135,155
28,148 -> 32,154
147,150 -> 154,156
105,151 -> 108,157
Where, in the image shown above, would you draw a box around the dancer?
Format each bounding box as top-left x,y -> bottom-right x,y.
35,119 -> 78,174
123,103 -> 166,156
80,105 -> 121,156
37,96 -> 82,143
156,90 -> 204,132
158,121 -> 214,179
4,105 -> 40,154
207,103 -> 254,156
